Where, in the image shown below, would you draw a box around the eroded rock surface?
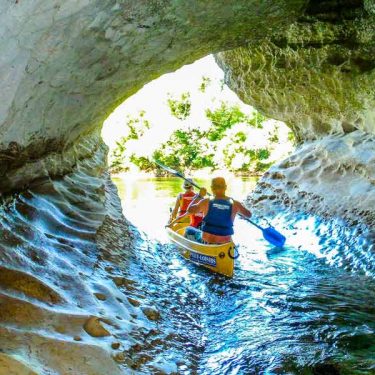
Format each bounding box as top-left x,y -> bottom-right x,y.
247,131 -> 375,275
1,0 -> 375,373
0,0 -> 304,193
0,1 -> 310,373
217,0 -> 375,141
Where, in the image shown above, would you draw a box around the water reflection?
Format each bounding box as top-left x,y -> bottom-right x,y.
112,176 -> 258,242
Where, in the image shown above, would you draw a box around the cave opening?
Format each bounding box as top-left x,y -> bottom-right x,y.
100,54 -> 295,236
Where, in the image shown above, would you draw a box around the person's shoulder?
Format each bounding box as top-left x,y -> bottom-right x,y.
232,199 -> 245,209
230,198 -> 240,205
200,197 -> 210,205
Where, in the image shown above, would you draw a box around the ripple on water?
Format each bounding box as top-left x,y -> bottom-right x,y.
112,177 -> 375,374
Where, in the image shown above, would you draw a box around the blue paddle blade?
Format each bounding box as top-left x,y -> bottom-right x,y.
262,227 -> 286,247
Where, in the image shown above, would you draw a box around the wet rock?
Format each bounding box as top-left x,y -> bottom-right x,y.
111,342 -> 121,350
113,352 -> 126,364
141,306 -> 161,321
249,132 -> 375,228
112,277 -> 136,291
0,353 -> 38,375
127,297 -> 141,307
83,317 -> 111,338
94,292 -> 107,301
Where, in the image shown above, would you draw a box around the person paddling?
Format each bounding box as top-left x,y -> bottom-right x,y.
186,177 -> 252,244
169,179 -> 204,228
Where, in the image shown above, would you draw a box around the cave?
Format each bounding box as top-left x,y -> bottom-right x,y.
0,1 -> 374,374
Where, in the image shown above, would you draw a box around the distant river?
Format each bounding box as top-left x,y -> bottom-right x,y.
112,175 -> 375,375
112,175 -> 258,241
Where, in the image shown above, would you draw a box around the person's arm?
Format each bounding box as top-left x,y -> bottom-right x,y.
234,200 -> 252,218
187,188 -> 208,214
170,194 -> 181,221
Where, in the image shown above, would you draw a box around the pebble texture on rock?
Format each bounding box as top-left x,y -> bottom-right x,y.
217,0 -> 375,142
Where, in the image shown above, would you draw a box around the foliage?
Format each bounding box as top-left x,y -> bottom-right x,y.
268,124 -> 279,143
167,92 -> 191,120
199,76 -> 211,93
109,111 -> 151,172
288,131 -> 296,144
125,110 -> 150,139
206,103 -> 246,141
247,111 -> 266,129
110,93 -> 291,175
205,102 -> 265,142
149,129 -> 215,171
129,155 -> 155,172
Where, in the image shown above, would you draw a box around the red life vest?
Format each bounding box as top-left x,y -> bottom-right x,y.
178,191 -> 195,215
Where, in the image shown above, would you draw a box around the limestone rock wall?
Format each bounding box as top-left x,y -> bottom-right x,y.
0,139 -> 189,373
0,140 -> 129,373
216,0 -> 375,142
249,131 -> 375,272
0,0 -> 305,193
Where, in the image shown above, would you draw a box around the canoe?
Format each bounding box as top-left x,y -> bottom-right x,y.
166,222 -> 236,277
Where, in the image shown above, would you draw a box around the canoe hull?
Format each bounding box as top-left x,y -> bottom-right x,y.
166,223 -> 235,277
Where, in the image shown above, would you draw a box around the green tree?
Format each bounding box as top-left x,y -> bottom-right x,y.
199,76 -> 211,93
206,103 -> 245,141
167,92 -> 191,120
205,102 -> 264,141
125,110 -> 150,140
110,85 -> 292,175
150,128 -> 215,171
247,111 -> 266,129
111,137 -> 128,172
109,111 -> 151,171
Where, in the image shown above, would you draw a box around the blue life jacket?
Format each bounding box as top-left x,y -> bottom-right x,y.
202,198 -> 234,236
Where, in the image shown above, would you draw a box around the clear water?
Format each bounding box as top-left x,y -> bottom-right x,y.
112,176 -> 375,374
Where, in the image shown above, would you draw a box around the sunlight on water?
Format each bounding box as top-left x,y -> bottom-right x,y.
112,175 -> 258,242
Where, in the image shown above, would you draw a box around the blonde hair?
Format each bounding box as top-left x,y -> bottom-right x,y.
211,177 -> 226,189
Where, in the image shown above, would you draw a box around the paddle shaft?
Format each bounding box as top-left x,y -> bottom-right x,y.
160,165 -> 213,197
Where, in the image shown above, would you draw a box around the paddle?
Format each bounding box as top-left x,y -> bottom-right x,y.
155,160 -> 286,247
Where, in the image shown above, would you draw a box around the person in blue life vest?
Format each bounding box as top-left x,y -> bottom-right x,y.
168,179 -> 204,228
185,177 -> 252,244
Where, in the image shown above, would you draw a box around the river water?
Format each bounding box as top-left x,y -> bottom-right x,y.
112,176 -> 375,375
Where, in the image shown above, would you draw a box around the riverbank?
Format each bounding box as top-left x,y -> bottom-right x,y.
111,168 -> 264,180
